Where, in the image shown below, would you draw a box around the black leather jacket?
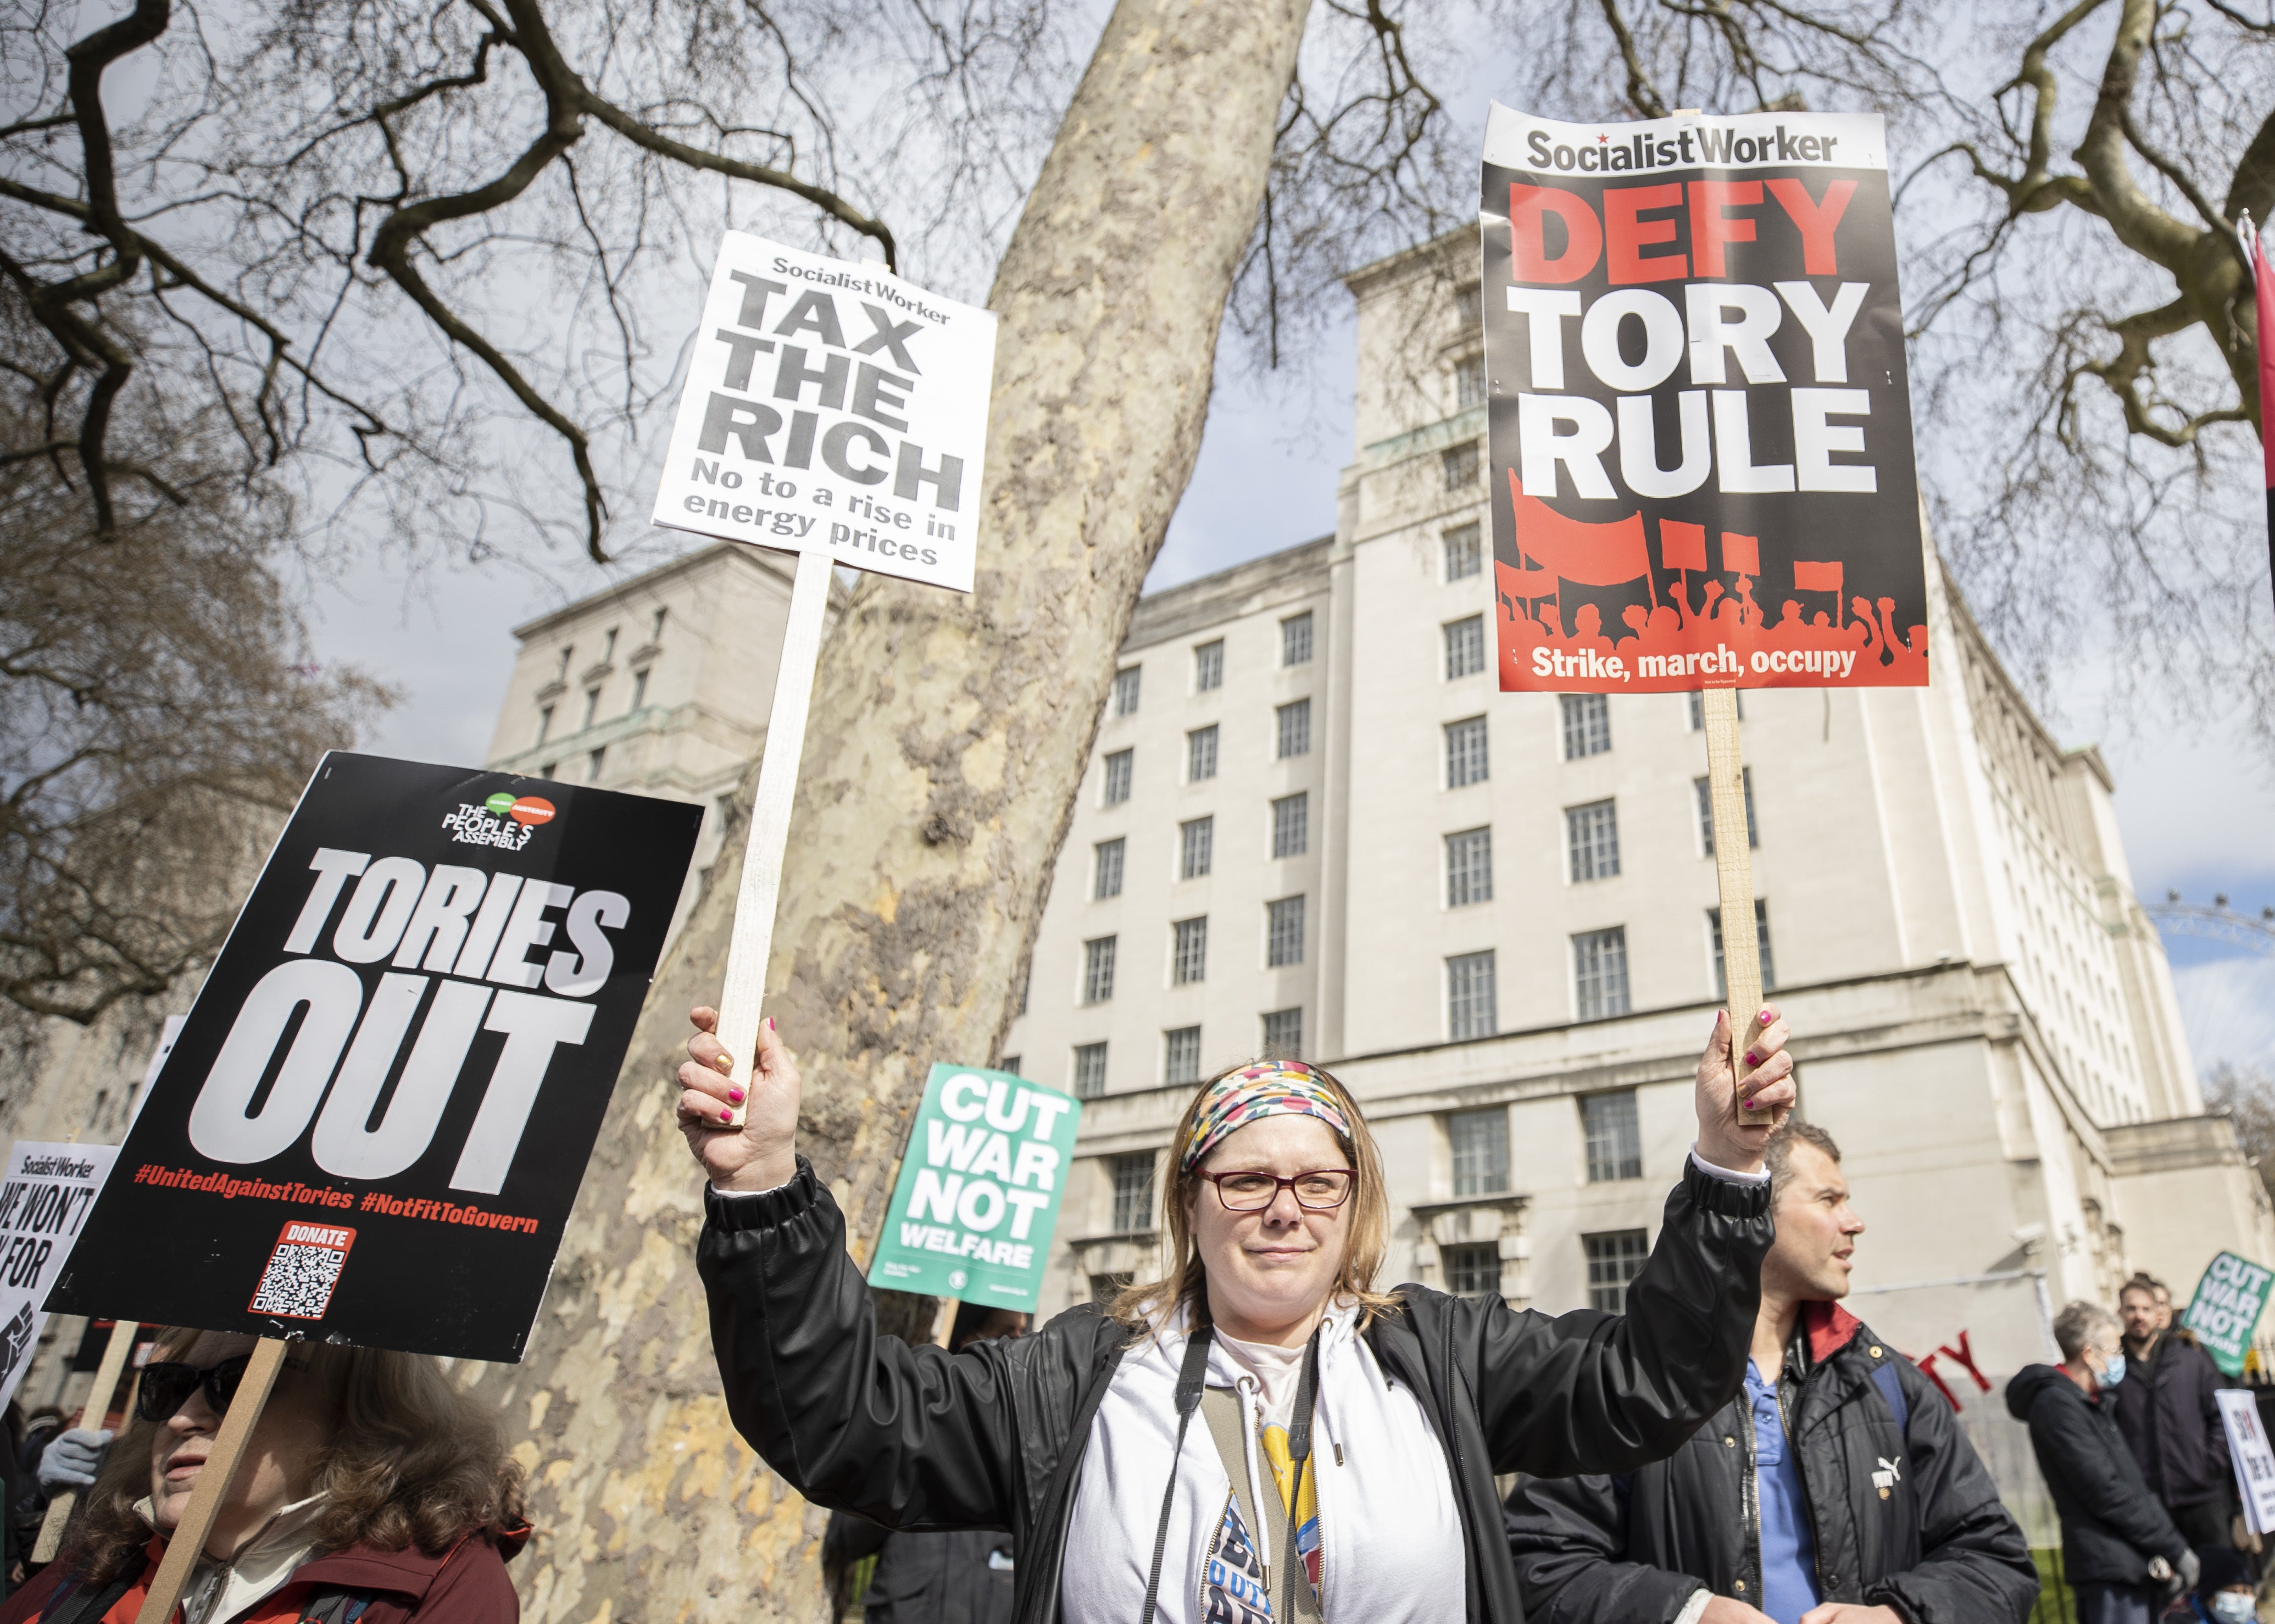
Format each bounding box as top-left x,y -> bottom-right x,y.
697,1154 -> 1772,1624
1505,1303 -> 2038,1623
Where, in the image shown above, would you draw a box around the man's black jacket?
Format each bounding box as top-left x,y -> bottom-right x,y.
697,1155 -> 1772,1624
2116,1332 -> 2231,1510
823,1514 -> 1016,1624
1503,1302 -> 2037,1623
2008,1363 -> 2189,1587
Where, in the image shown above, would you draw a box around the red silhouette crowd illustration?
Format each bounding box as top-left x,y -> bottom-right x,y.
1495,480 -> 1928,689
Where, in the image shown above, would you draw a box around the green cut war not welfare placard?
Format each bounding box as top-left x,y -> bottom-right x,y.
2184,1250 -> 2274,1376
867,1065 -> 1081,1312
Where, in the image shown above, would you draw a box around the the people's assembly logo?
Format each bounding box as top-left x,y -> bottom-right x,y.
441,791 -> 557,852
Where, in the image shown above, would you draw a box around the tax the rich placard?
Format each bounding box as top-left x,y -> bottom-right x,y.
867,1065 -> 1082,1313
0,1142 -> 118,1409
650,232 -> 997,593
47,753 -> 701,1362
1478,105 -> 1927,694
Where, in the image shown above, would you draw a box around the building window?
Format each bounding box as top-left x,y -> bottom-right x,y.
1710,902 -> 1777,999
1187,726 -> 1219,782
1444,522 -> 1482,581
1449,1106 -> 1509,1196
1083,936 -> 1117,1004
587,747 -> 607,781
1583,1091 -> 1644,1182
1074,1043 -> 1109,1100
1180,817 -> 1214,880
1446,827 -> 1493,906
1455,353 -> 1488,410
1267,896 -> 1305,967
1195,639 -> 1223,692
1018,967 -> 1030,1015
1090,1270 -> 1132,1303
582,688 -> 602,729
1113,666 -> 1142,717
1573,927 -> 1631,1020
1687,690 -> 1744,730
539,761 -> 558,779
1165,1026 -> 1202,1086
1262,1007 -> 1304,1056
602,627 -> 619,662
1443,441 -> 1479,491
1276,699 -> 1311,759
1272,792 -> 1309,859
1456,282 -> 1482,327
1282,612 -> 1314,667
1694,769 -> 1759,855
649,608 -> 667,642
1111,1153 -> 1156,1233
1104,749 -> 1133,804
1094,838 -> 1125,900
1448,949 -> 1498,1039
1444,615 -> 1486,680
1173,917 -> 1208,985
630,668 -> 650,709
1566,800 -> 1621,882
1441,1240 -> 1501,1300
1561,693 -> 1611,759
1445,716 -> 1489,788
1584,1230 -> 1650,1312
535,705 -> 554,746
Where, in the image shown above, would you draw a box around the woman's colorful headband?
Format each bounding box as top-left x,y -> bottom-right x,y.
1181,1061 -> 1353,1171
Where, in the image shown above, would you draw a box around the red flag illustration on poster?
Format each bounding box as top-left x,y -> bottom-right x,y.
1478,107 -> 1929,693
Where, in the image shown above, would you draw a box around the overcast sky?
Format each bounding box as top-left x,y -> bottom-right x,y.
309,293 -> 2275,1082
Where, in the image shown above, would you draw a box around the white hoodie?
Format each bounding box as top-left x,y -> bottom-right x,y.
1059,1301 -> 1464,1623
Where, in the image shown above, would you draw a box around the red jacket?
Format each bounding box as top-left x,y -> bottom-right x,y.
2,1526 -> 527,1624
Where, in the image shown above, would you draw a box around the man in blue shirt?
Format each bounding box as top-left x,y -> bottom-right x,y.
1507,1120 -> 2037,1624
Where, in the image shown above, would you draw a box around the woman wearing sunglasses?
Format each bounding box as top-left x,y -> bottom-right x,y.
680,1000 -> 1795,1624
3,1328 -> 528,1624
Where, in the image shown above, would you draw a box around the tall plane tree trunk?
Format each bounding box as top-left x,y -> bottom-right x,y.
460,0 -> 1312,1616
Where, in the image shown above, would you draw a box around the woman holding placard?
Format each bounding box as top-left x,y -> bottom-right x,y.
4,1328 -> 527,1624
680,1003 -> 1794,1624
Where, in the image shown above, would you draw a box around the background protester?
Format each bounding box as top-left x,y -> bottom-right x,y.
679,1005 -> 1797,1623
2115,1272 -> 2236,1553
2010,1302 -> 2198,1624
0,1329 -> 529,1624
1504,1119 -> 2035,1624
2185,1544 -> 2258,1622
823,1303 -> 1030,1624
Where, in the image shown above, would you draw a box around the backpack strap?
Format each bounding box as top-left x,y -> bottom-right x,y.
1871,1360 -> 1910,1436
35,1576 -> 134,1624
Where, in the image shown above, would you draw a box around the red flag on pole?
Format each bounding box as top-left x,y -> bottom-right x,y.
2244,214 -> 2275,611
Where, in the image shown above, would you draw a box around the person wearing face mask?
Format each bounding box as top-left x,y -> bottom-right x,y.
2008,1302 -> 2198,1624
2185,1544 -> 2260,1623
679,1002 -> 1797,1624
0,1327 -> 529,1624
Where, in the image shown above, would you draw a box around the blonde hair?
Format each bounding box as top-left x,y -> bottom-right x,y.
1109,1060 -> 1403,1333
65,1328 -> 525,1585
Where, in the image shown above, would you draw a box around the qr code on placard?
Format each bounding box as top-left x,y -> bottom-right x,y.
248,1221 -> 355,1320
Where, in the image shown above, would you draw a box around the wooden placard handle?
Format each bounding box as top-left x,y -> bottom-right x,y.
134,1337 -> 288,1624
715,548 -> 835,1128
33,1319 -> 141,1563
1701,687 -> 1774,1127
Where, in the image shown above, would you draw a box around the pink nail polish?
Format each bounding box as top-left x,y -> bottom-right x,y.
1759,1009 -> 1773,1025
728,1088 -> 746,1104
766,1017 -> 776,1032
1744,1049 -> 1761,1067
719,1110 -> 735,1124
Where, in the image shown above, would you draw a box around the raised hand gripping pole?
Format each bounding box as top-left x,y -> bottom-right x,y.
1701,686 -> 1774,1127
135,1337 -> 288,1624
32,1319 -> 140,1562
716,548 -> 835,1127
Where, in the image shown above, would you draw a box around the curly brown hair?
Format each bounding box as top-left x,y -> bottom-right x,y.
64,1330 -> 526,1586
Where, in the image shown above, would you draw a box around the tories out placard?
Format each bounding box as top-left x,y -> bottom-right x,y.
48,753 -> 702,1362
1478,107 -> 1927,694
650,232 -> 997,592
0,1142 -> 118,1408
867,1065 -> 1081,1313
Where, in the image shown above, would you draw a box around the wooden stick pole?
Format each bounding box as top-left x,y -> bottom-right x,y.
135,1338 -> 288,1624
1701,687 -> 1774,1126
33,1320 -> 141,1562
717,548 -> 835,1127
